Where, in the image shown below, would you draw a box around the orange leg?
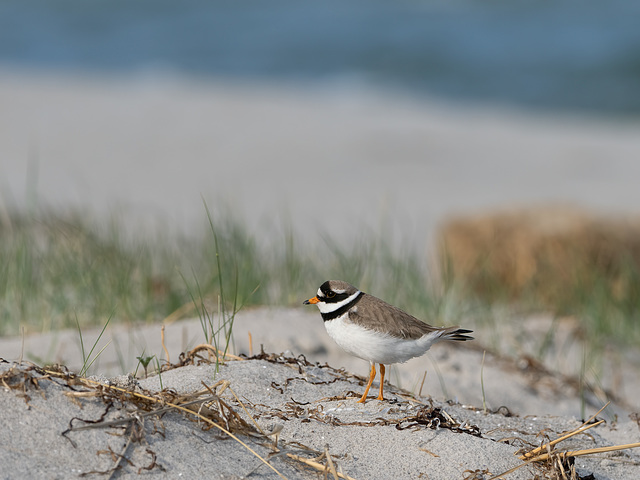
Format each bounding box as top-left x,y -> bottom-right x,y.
357,363 -> 377,403
377,364 -> 386,401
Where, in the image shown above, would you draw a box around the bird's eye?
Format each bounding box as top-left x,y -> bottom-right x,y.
326,291 -> 336,298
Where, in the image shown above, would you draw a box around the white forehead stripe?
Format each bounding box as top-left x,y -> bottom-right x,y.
317,288 -> 323,297
317,290 -> 362,314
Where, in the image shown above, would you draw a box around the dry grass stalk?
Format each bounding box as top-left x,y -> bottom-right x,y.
520,402 -> 608,460
187,343 -> 244,362
286,453 -> 357,480
221,383 -> 268,438
45,361 -> 360,480
324,445 -> 340,480
519,419 -> 604,460
161,325 -> 170,364
438,205 -> 640,306
43,368 -> 289,480
529,442 -> 640,462
489,402 -> 639,479
162,301 -> 196,325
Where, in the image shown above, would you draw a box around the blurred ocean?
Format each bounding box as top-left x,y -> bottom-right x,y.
1,0 -> 639,116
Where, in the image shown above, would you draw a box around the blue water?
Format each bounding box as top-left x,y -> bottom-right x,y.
1,0 -> 639,116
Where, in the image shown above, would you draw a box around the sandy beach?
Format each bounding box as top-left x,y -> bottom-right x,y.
2,341 -> 640,479
2,306 -> 640,478
1,307 -> 639,420
2,70 -> 640,478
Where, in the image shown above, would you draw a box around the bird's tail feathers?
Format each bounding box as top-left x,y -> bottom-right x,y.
439,327 -> 474,342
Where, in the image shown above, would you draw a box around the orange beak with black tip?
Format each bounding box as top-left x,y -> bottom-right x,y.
303,296 -> 319,305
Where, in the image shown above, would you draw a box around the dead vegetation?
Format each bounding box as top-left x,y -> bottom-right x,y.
1,351 -> 639,480
1,353 -> 360,479
487,403 -> 640,480
438,205 -> 640,312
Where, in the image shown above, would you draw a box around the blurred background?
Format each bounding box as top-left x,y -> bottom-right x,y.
2,1 -> 640,420
1,0 -> 640,361
2,0 -> 640,236
2,0 -> 640,114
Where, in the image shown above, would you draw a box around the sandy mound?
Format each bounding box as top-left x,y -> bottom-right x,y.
2,354 -> 639,479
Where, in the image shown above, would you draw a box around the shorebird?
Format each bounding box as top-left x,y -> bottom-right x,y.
304,280 -> 473,403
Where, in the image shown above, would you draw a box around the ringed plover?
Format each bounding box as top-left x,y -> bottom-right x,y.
304,280 -> 473,403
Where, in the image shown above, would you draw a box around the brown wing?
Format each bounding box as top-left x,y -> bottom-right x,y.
348,294 -> 473,341
347,294 -> 441,340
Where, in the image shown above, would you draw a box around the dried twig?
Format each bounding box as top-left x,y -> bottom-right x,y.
490,402 -> 639,479
45,369 -> 288,480
188,344 -> 244,362
286,453 -> 357,480
529,442 -> 640,462
161,325 -> 170,365
520,402 -> 609,460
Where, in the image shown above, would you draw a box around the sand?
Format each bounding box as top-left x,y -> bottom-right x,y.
2,307 -> 639,420
1,70 -> 640,478
2,307 -> 640,479
2,349 -> 639,479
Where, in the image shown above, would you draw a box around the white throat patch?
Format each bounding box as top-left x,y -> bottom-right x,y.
317,290 -> 361,314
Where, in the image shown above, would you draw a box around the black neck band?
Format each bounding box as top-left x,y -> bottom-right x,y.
321,292 -> 363,321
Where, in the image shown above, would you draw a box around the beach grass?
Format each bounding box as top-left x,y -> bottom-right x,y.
0,211 -> 186,335
1,207 -> 638,356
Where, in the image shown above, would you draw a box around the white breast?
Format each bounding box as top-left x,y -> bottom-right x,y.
323,313 -> 442,365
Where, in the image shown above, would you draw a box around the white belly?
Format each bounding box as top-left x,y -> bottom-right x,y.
324,315 -> 441,365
